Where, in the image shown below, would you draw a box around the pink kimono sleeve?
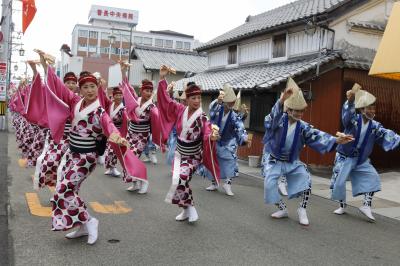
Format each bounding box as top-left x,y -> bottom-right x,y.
103,110 -> 148,184
201,118 -> 220,184
156,79 -> 185,143
25,74 -> 49,128
122,77 -> 138,99
98,86 -> 112,113
46,67 -> 80,108
150,106 -> 165,151
121,80 -> 139,121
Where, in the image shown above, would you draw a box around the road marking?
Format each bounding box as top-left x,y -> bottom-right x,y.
25,193 -> 132,217
25,193 -> 52,217
89,201 -> 132,214
18,158 -> 27,168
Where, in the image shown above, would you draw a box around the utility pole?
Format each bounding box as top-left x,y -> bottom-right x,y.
0,0 -> 13,131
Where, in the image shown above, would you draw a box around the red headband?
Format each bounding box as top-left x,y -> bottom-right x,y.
64,74 -> 77,83
78,75 -> 98,88
185,84 -> 201,98
113,87 -> 122,96
140,80 -> 153,91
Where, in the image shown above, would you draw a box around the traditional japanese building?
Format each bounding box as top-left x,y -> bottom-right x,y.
176,0 -> 400,168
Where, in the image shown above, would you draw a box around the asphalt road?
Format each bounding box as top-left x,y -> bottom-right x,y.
5,132 -> 400,266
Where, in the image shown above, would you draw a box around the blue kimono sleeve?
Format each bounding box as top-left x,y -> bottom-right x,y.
264,100 -> 284,131
303,124 -> 337,154
342,100 -> 357,128
374,123 -> 400,151
232,113 -> 248,145
209,99 -> 222,123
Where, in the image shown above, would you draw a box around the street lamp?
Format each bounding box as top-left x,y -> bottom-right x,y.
108,32 -> 116,59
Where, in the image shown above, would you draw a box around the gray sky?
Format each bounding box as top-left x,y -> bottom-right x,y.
12,0 -> 293,76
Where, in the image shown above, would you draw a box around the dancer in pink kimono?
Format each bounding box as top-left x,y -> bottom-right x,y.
104,86 -> 127,177
37,50 -> 131,245
120,62 -> 162,194
24,59 -> 79,190
157,65 -> 220,223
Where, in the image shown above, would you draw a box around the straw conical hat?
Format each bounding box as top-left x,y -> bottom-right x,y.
233,90 -> 241,111
369,2 -> 400,80
355,90 -> 376,109
351,83 -> 362,93
284,78 -> 307,110
222,83 -> 237,103
179,90 -> 186,100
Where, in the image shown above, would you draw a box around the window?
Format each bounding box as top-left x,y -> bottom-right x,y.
143,37 -> 152,46
102,47 -> 110,54
113,48 -> 120,55
228,45 -> 237,65
155,39 -> 163,47
100,47 -> 108,54
272,34 -> 286,58
184,42 -> 191,50
78,43 -> 87,51
134,36 -> 143,44
89,45 -> 97,53
101,32 -> 110,40
122,48 -> 130,56
164,40 -> 173,48
176,41 -> 183,49
249,93 -> 276,132
89,31 -> 98,39
78,30 -> 88,38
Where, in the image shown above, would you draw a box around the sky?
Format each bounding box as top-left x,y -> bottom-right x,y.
10,0 -> 294,77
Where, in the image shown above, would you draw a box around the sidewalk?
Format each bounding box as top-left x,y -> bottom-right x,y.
238,160 -> 400,221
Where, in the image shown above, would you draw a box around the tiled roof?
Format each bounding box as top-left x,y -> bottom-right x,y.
347,21 -> 386,32
197,0 -> 353,51
336,40 -> 375,70
132,45 -> 207,73
174,53 -> 340,92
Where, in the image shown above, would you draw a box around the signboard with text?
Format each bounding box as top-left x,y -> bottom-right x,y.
0,62 -> 7,101
89,5 -> 139,26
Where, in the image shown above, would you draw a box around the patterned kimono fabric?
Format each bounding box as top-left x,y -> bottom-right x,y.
331,100 -> 400,210
51,100 -> 106,231
262,100 -> 337,215
105,103 -> 124,170
208,100 -> 248,186
13,113 -> 24,151
18,117 -> 31,159
127,99 -> 154,158
34,122 -> 71,189
27,126 -> 47,167
166,108 -> 207,207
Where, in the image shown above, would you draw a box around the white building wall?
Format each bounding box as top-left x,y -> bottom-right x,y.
330,0 -> 390,51
208,49 -> 228,68
239,39 -> 271,64
288,29 -> 331,57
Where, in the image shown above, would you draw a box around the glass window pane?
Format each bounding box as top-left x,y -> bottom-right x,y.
184,42 -> 191,50
134,36 -> 143,44
164,40 -> 173,48
155,39 -> 163,47
78,30 -> 88,38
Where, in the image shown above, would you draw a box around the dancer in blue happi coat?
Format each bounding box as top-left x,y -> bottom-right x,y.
331,84 -> 400,221
262,78 -> 353,226
205,84 -> 248,196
